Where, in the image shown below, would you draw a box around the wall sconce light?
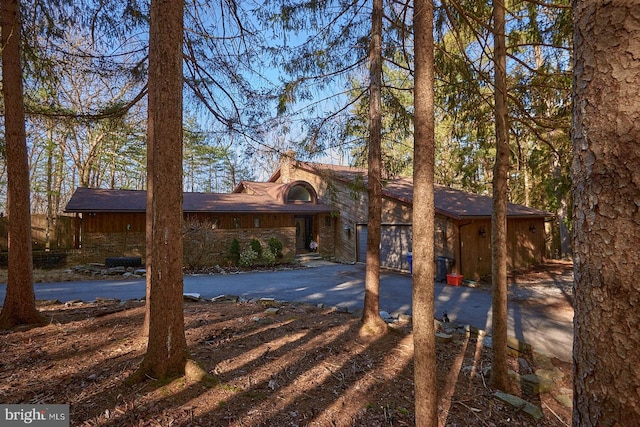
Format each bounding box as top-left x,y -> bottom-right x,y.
479,226 -> 487,238
529,224 -> 536,233
343,225 -> 351,237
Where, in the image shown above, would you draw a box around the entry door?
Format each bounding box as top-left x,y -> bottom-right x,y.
295,217 -> 308,251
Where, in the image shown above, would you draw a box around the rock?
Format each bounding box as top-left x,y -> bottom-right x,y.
535,367 -> 564,383
95,297 -> 120,304
442,323 -> 457,334
553,392 -> 573,408
265,307 -> 280,315
533,351 -> 555,370
65,300 -> 83,306
508,369 -> 521,382
518,357 -> 531,372
183,293 -> 201,301
259,298 -> 277,308
397,313 -> 412,322
520,373 -> 555,394
379,310 -> 392,320
494,391 -> 543,420
435,332 -> 453,343
107,266 -> 126,274
211,295 -> 239,303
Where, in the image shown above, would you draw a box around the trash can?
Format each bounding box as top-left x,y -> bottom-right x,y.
436,256 -> 454,282
406,252 -> 412,275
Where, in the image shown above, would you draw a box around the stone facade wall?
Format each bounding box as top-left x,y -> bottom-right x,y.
72,231 -> 146,264
183,227 -> 296,267
71,227 -> 297,267
316,214 -> 336,259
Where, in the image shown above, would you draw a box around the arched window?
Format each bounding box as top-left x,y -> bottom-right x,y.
287,184 -> 312,202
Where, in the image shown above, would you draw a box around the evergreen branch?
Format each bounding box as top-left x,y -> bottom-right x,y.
26,85 -> 148,120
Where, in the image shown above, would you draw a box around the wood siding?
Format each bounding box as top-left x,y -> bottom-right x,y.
0,214 -> 78,251
459,217 -> 546,280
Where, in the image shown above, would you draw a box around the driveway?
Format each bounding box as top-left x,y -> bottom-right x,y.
0,262 -> 573,361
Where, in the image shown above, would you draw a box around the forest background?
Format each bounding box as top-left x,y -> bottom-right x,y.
0,0 -> 572,258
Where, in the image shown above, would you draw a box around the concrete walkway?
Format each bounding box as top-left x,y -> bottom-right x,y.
0,262 -> 573,361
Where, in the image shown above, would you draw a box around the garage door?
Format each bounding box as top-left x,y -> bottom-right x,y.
356,224 -> 413,271
357,224 -> 368,263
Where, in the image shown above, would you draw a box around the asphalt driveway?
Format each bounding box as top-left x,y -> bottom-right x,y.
0,262 -> 573,361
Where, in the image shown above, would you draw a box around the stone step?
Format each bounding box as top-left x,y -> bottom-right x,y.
295,252 -> 323,263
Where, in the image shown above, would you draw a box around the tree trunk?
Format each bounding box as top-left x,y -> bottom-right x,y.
136,0 -> 188,380
412,0 -> 437,424
491,0 -> 509,391
572,3 -> 640,424
554,155 -> 571,258
361,0 -> 386,335
0,0 -> 44,328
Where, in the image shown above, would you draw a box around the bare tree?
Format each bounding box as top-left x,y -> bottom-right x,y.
0,0 -> 44,328
572,2 -> 640,424
412,0 -> 438,424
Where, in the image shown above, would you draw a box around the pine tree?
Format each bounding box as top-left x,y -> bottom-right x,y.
0,0 -> 45,328
572,2 -> 640,424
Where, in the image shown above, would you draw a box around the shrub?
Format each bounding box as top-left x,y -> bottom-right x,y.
268,237 -> 283,259
239,247 -> 258,268
183,218 -> 216,269
262,247 -> 276,266
249,239 -> 263,257
228,238 -> 241,265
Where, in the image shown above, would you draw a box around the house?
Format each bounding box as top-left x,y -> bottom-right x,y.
269,159 -> 552,280
64,181 -> 333,265
65,158 -> 551,279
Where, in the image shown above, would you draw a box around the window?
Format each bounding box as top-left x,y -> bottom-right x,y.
233,217 -> 241,228
253,217 -> 260,228
287,184 -> 312,202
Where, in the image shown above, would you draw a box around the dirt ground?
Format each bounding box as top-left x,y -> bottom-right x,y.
0,261 -> 574,426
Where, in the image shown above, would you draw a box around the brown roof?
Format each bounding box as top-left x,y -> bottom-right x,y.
65,186 -> 332,214
278,162 -> 552,220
